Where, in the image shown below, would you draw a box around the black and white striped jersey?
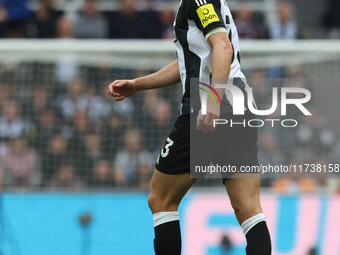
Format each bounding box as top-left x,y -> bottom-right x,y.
173,0 -> 246,115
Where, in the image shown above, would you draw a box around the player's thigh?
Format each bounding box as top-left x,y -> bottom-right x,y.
225,175 -> 262,224
148,169 -> 197,213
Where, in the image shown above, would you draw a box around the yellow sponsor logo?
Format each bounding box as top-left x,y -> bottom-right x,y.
196,3 -> 219,28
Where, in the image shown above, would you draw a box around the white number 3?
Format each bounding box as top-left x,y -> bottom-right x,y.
161,137 -> 174,158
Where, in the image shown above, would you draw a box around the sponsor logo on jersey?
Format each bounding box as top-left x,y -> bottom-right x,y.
196,4 -> 219,28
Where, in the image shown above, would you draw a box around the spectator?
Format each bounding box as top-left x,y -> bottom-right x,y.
68,110 -> 96,180
2,136 -> 40,191
266,1 -> 307,40
113,129 -> 153,187
0,83 -> 13,109
91,82 -> 135,122
138,163 -> 152,192
25,85 -> 51,122
41,134 -> 68,184
248,68 -> 271,110
158,6 -> 174,39
322,0 -> 340,38
0,99 -> 36,142
101,81 -> 136,122
47,160 -> 85,191
234,3 -> 264,39
109,0 -> 159,39
258,132 -> 285,187
102,114 -> 125,160
55,79 -> 88,122
89,159 -> 115,189
265,2 -> 307,78
85,85 -> 111,123
54,15 -> 78,85
29,0 -> 62,38
74,0 -> 108,39
84,131 -> 102,161
34,108 -> 58,154
0,5 -> 5,37
56,15 -> 73,38
136,88 -> 161,123
281,67 -> 310,119
0,84 -> 14,154
73,130 -> 104,182
0,0 -> 32,38
112,100 -> 135,121
292,106 -> 336,160
142,100 -> 172,153
143,0 -> 161,38
71,110 -> 89,136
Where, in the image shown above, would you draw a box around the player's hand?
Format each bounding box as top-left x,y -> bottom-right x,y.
196,98 -> 221,133
108,79 -> 138,101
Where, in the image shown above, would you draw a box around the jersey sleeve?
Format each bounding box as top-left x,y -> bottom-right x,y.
188,0 -> 226,37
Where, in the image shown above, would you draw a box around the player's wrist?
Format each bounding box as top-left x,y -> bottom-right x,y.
132,78 -> 143,91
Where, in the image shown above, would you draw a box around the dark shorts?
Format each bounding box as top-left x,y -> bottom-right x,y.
155,111 -> 259,181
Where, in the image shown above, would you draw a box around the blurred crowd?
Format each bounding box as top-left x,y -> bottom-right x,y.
0,61 -> 339,193
0,0 -> 339,39
0,61 -> 182,192
0,0 -> 339,193
248,67 -> 339,192
0,0 -> 175,39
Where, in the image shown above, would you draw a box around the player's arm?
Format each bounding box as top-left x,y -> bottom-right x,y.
190,0 -> 233,132
108,60 -> 180,101
208,32 -> 233,83
197,31 -> 233,132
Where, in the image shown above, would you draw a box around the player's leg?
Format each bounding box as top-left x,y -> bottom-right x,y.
225,176 -> 271,255
148,169 -> 196,255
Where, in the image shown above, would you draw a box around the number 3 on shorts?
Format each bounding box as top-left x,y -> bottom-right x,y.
161,137 -> 174,158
